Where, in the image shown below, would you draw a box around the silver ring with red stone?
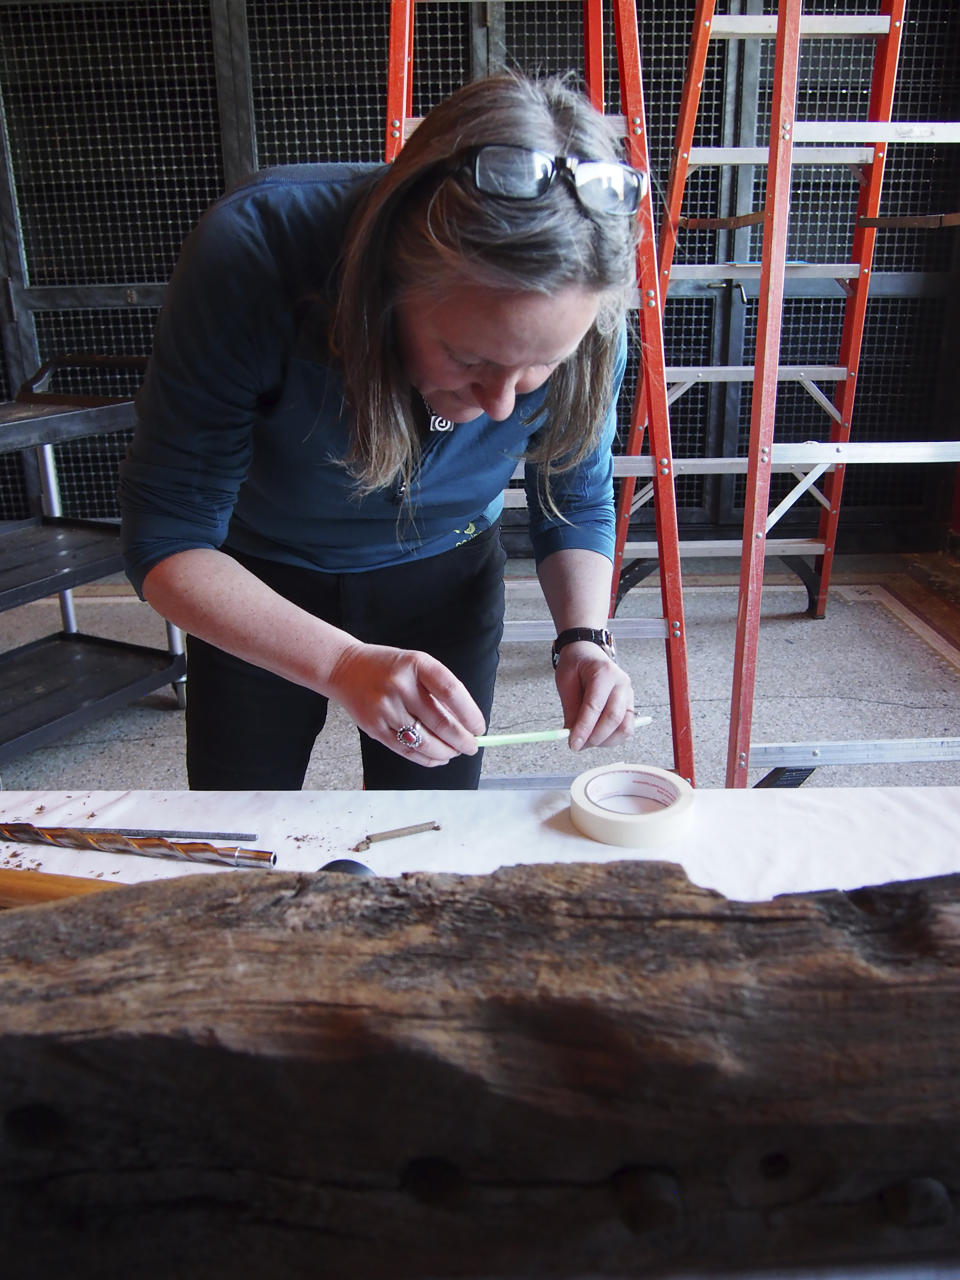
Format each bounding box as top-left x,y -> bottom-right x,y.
396,722 -> 424,750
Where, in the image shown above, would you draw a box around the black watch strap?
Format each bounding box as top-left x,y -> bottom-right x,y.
551,627 -> 616,669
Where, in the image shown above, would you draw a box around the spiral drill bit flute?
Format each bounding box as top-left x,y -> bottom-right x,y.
0,824 -> 276,869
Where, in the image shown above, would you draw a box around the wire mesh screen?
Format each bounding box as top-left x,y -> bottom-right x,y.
751,26 -> 873,265
736,295 -> 949,514
410,2 -> 472,112
0,456 -> 27,521
502,0 -> 583,78
751,5 -> 960,271
0,1 -> 223,286
640,5 -> 726,269
662,297 -> 717,511
0,0 -> 956,548
0,0 -> 224,518
248,1 -> 390,164
876,0 -> 960,274
737,298 -> 845,515
33,310 -> 159,520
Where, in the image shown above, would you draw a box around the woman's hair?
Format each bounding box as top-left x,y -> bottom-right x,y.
331,71 -> 639,499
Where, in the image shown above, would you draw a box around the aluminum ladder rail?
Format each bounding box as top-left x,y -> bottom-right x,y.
384,0 -> 696,784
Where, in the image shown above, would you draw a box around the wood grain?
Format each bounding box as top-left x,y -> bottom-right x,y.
0,866 -> 120,908
1,860 -> 958,1278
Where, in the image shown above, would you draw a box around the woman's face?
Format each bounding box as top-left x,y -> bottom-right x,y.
395,282 -> 601,424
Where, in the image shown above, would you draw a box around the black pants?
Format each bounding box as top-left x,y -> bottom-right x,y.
184,524 -> 505,790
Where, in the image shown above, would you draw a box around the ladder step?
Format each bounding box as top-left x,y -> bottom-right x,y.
671,263 -> 860,281
709,15 -> 890,38
613,457 -> 801,478
749,737 -> 960,768
406,114 -> 633,142
622,538 -> 828,560
509,434 -> 921,496
613,442 -> 960,478
794,121 -> 960,144
665,365 -> 847,382
409,116 -> 960,151
502,619 -> 668,642
479,775 -> 579,791
689,145 -> 874,166
774,440 -> 960,466
688,134 -> 958,170
510,439 -> 959,498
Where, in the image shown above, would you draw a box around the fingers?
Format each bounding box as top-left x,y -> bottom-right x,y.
328,642 -> 485,766
390,719 -> 450,768
416,662 -> 488,744
554,643 -> 636,751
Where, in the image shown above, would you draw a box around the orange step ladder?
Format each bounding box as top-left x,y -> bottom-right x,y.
615,0 -> 959,786
385,0 -> 696,784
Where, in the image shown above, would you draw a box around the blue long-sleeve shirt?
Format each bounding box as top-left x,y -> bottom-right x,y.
119,163 -> 625,598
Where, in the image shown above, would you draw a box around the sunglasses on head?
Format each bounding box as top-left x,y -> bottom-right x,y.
459,143 -> 647,217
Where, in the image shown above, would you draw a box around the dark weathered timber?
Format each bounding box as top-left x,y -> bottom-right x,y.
1,860 -> 959,1279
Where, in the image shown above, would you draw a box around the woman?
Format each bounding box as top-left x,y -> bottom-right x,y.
120,72 -> 643,790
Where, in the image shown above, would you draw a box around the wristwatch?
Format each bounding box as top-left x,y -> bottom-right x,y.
551,627 -> 616,669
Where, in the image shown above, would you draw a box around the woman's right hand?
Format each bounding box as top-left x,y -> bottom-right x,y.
327,641 -> 485,766
142,550 -> 483,764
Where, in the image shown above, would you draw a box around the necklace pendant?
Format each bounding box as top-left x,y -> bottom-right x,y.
420,392 -> 455,433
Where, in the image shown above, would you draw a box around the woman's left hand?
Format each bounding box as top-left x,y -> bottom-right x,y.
552,641 -> 636,750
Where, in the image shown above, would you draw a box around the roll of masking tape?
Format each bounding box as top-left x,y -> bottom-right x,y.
569,763 -> 694,848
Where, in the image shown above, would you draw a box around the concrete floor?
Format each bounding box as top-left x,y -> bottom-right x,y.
2,551 -> 959,792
